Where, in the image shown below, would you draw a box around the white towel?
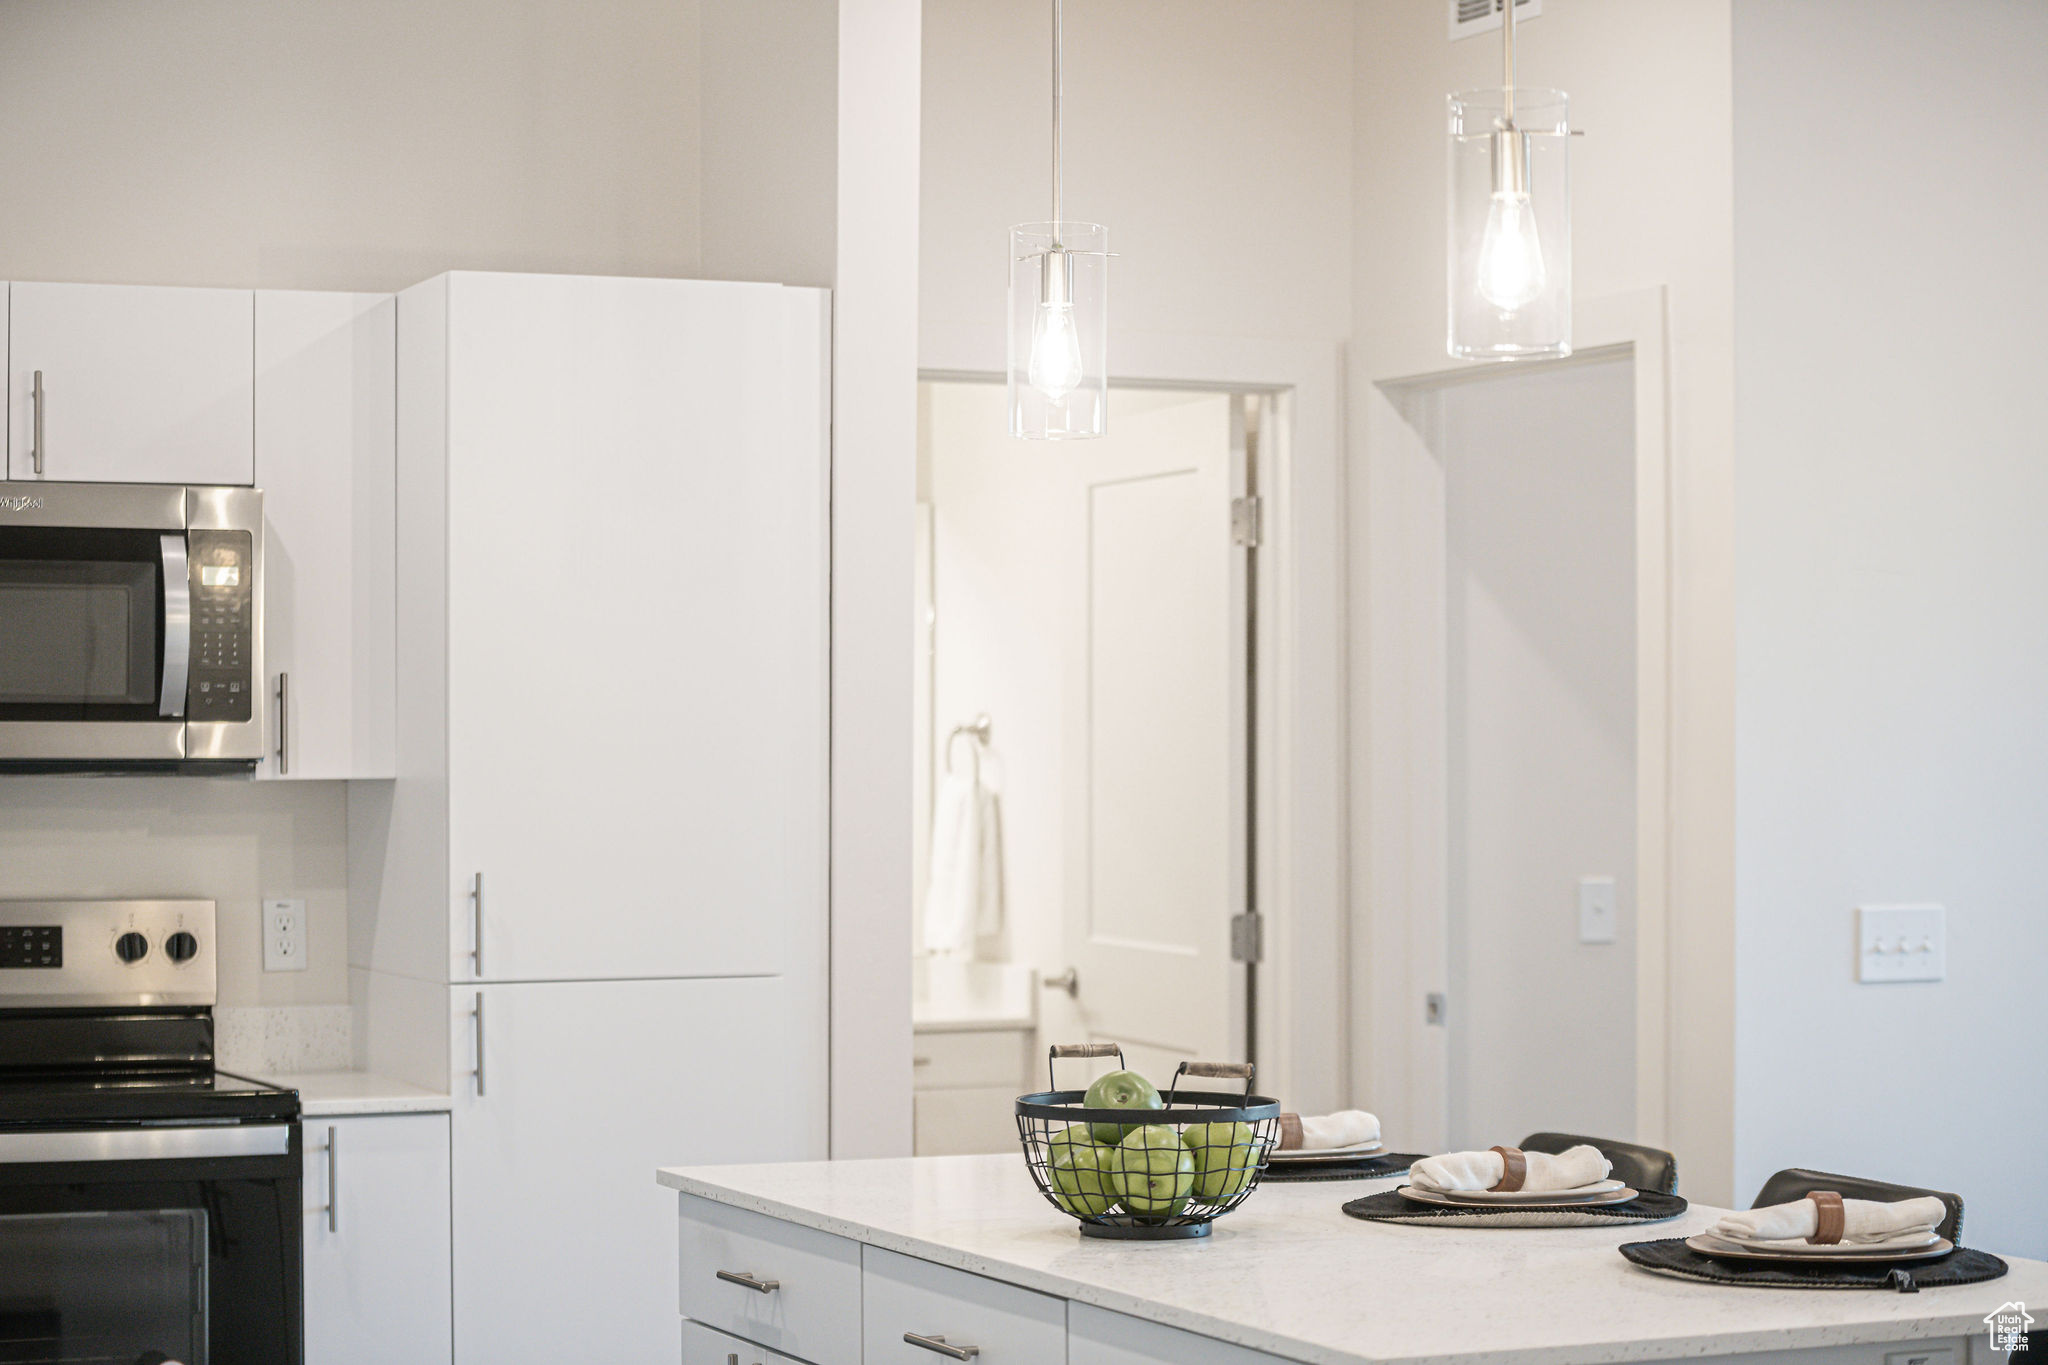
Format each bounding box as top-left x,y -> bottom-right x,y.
1409,1144 -> 1612,1193
1280,1110 -> 1381,1151
1711,1195 -> 1946,1246
923,766 -> 1004,954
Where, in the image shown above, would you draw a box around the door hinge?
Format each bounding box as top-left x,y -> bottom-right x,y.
1230,495 -> 1262,548
1230,912 -> 1264,964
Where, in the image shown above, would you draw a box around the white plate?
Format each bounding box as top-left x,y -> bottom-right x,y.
1266,1141 -> 1386,1164
1690,1230 -> 1942,1257
1686,1232 -> 1953,1265
1430,1178 -> 1630,1204
1397,1182 -> 1639,1210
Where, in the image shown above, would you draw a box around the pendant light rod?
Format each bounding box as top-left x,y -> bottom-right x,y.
1051,0 -> 1065,237
1501,0 -> 1517,123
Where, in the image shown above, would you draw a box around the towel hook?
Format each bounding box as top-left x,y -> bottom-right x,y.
945,714 -> 993,784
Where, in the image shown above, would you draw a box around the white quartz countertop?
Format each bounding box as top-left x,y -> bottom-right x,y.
656,1154 -> 2048,1365
259,1070 -> 451,1117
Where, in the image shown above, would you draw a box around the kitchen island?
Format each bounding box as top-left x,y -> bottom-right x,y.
657,1154 -> 2044,1365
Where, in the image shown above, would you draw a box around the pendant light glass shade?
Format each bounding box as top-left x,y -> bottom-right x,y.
1447,87 -> 1571,361
1008,221 -> 1108,439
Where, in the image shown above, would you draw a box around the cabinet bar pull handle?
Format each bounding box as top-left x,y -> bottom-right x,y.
30,370 -> 43,476
472,992 -> 486,1096
275,672 -> 290,774
904,1333 -> 979,1360
325,1125 -> 339,1233
470,873 -> 484,977
714,1270 -> 780,1294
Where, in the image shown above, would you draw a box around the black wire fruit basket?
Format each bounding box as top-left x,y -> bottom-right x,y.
1016,1043 -> 1281,1241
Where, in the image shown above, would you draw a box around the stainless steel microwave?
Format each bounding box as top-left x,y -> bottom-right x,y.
0,482 -> 263,772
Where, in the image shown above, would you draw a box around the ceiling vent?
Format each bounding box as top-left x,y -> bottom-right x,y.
1450,0 -> 1539,41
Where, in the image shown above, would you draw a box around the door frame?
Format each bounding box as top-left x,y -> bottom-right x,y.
918,322 -> 1349,1114
1355,287 -> 1676,1153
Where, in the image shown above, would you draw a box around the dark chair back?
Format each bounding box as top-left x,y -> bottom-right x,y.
1751,1168 -> 1964,1243
1518,1132 -> 1678,1195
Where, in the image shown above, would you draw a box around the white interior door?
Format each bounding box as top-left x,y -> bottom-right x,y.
1061,391 -> 1246,1078
450,976 -> 825,1364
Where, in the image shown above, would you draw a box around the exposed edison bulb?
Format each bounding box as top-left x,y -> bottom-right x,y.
1476,190 -> 1546,312
1027,301 -> 1085,402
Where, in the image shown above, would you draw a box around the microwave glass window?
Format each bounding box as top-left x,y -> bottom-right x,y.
0,1209 -> 208,1364
0,560 -> 158,705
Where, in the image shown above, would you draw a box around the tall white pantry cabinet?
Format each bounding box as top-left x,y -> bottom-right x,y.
347,272 -> 832,1363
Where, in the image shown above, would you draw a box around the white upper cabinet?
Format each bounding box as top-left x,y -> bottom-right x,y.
255,291 -> 396,780
390,272 -> 831,984
302,1113 -> 452,1365
8,282 -> 254,485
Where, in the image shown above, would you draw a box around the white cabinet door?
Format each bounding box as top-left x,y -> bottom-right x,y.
1069,1302 -> 1300,1365
861,1247 -> 1066,1365
303,1113 -> 453,1365
681,1319 -> 806,1365
449,977 -> 827,1365
9,282 -> 254,484
440,273 -> 828,983
256,290 -> 396,780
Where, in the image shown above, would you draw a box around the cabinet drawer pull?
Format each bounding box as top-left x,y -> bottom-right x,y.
324,1125 -> 338,1232
904,1333 -> 979,1360
275,671 -> 290,774
714,1269 -> 779,1294
30,370 -> 44,476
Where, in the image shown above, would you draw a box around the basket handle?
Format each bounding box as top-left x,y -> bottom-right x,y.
1046,1042 -> 1125,1092
1165,1059 -> 1255,1107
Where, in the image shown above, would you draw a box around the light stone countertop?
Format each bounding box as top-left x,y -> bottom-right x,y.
257,1069 -> 451,1117
656,1154 -> 2048,1365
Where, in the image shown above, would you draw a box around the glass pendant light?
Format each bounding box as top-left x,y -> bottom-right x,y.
1009,0 -> 1107,439
1448,0 -> 1571,360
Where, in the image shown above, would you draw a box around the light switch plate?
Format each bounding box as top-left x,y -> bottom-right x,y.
1578,876 -> 1618,944
263,899 -> 308,973
1857,904 -> 1944,983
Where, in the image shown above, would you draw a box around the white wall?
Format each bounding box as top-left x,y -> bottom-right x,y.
1732,0 -> 2048,1257
0,1 -> 702,292
1436,354 -> 1637,1149
1349,0 -> 1737,1193
0,779 -> 348,1008
919,0 -> 1354,356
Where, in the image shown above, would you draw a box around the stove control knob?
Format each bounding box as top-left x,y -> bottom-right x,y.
165,931 -> 199,963
115,931 -> 150,964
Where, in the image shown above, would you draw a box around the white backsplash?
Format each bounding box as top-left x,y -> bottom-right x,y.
216,1004 -> 353,1075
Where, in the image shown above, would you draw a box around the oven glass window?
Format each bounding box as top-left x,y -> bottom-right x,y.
0,560 -> 159,705
0,1208 -> 207,1364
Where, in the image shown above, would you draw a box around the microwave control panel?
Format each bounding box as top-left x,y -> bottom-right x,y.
187,529 -> 253,723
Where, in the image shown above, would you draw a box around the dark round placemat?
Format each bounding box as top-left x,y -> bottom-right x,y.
1619,1239 -> 2009,1291
1260,1152 -> 1424,1183
1344,1188 -> 1689,1228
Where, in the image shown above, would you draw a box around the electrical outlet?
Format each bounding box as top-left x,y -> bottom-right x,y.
1857,904 -> 1945,983
1578,876 -> 1618,944
263,899 -> 307,973
1883,1348 -> 1955,1365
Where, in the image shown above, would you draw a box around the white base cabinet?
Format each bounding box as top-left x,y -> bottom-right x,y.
302,1113 -> 452,1365
681,1319 -> 805,1365
861,1247 -> 1066,1365
1070,1302 -> 1290,1365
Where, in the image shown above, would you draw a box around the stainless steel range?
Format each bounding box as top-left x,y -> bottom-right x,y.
0,900 -> 302,1365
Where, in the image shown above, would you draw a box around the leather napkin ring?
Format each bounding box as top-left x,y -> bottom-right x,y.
1807,1190 -> 1846,1245
1277,1114 -> 1304,1152
1489,1145 -> 1528,1193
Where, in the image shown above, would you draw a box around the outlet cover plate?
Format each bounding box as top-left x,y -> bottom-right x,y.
1578,876 -> 1618,944
263,898 -> 308,973
1857,904 -> 1944,983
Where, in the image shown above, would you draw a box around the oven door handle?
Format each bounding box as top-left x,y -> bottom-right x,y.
159,533 -> 190,719
0,1124 -> 290,1164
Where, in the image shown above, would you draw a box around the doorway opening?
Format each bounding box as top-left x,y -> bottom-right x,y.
909,379 -> 1268,1156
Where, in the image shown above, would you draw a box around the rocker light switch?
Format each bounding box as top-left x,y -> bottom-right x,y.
1857,904 -> 1945,983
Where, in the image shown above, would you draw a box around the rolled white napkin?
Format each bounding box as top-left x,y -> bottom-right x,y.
1278,1110 -> 1380,1151
1711,1195 -> 1946,1246
1409,1143 -> 1612,1193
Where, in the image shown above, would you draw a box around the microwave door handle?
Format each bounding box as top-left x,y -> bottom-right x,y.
159,534 -> 190,718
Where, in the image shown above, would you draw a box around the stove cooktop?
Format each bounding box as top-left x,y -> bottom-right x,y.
0,1069 -> 300,1128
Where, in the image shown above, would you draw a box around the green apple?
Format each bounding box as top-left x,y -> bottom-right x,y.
1112,1125 -> 1194,1219
1047,1133 -> 1118,1218
1182,1121 -> 1258,1201
1083,1069 -> 1163,1144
